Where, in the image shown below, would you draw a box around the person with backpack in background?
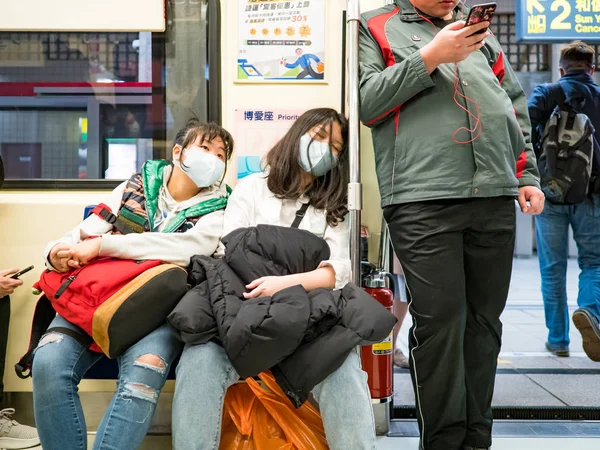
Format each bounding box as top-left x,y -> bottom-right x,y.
31,119 -> 234,450
528,41 -> 600,362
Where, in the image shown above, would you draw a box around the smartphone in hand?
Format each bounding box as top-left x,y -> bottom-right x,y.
10,265 -> 34,279
465,2 -> 497,34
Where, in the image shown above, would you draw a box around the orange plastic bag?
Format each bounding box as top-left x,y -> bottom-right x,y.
219,372 -> 329,450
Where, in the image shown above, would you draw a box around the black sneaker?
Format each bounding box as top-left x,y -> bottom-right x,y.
463,447 -> 489,450
573,308 -> 600,362
545,341 -> 570,357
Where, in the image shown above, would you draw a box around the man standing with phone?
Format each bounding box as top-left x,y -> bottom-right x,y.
359,0 -> 543,449
528,41 -> 600,361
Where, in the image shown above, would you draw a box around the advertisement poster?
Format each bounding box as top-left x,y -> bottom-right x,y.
237,0 -> 326,83
234,108 -> 305,179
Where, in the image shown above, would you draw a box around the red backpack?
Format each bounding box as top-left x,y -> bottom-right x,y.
15,258 -> 187,378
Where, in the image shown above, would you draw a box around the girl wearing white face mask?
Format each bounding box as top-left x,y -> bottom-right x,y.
173,109 -> 378,450
33,119 -> 233,450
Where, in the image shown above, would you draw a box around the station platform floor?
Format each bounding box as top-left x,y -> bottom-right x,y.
17,434 -> 596,449
376,436 -> 600,449
394,257 -> 600,409
84,435 -> 600,449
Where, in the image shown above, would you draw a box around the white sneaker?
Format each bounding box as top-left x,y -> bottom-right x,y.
0,408 -> 40,449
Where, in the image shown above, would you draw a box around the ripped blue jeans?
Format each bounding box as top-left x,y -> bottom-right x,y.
32,315 -> 182,450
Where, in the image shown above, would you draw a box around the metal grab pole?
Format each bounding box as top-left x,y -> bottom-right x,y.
348,2 -> 393,436
347,0 -> 362,286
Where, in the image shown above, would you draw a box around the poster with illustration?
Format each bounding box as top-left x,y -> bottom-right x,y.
237,0 -> 326,83
234,108 -> 305,179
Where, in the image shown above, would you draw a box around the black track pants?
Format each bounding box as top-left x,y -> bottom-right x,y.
384,197 -> 516,450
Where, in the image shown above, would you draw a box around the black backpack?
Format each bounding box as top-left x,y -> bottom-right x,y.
537,82 -> 599,205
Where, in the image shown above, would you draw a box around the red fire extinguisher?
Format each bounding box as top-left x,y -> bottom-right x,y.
361,262 -> 394,404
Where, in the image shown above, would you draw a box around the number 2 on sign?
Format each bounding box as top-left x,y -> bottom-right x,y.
551,0 -> 572,29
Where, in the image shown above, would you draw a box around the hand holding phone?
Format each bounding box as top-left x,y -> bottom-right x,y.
0,268 -> 25,297
465,2 -> 497,35
421,19 -> 490,72
10,265 -> 34,279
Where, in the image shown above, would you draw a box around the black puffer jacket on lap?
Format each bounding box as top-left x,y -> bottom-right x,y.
167,225 -> 396,406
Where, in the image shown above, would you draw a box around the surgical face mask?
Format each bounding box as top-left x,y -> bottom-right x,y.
174,147 -> 225,188
298,133 -> 338,177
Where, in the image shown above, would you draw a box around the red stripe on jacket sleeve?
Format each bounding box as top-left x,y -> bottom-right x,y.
492,51 -> 505,85
494,52 -> 525,178
516,150 -> 527,178
365,105 -> 401,126
365,7 -> 402,126
367,7 -> 399,68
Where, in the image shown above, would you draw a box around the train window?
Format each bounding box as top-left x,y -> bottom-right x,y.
0,0 -> 222,189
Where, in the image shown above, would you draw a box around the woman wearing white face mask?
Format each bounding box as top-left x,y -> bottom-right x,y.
32,119 -> 233,450
173,109 -> 378,450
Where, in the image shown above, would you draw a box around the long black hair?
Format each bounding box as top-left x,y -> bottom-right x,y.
265,108 -> 349,226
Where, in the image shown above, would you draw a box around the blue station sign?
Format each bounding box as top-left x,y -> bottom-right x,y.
516,0 -> 600,42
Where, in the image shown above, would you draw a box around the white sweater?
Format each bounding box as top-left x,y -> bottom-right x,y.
44,167 -> 227,269
218,174 -> 351,290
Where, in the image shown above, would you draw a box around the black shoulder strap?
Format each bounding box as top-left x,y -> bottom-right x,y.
550,82 -> 582,131
45,326 -> 93,347
291,202 -> 310,229
549,82 -> 567,110
15,296 -> 56,379
15,297 -> 93,379
89,203 -> 139,235
537,83 -> 566,153
590,133 -> 600,193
